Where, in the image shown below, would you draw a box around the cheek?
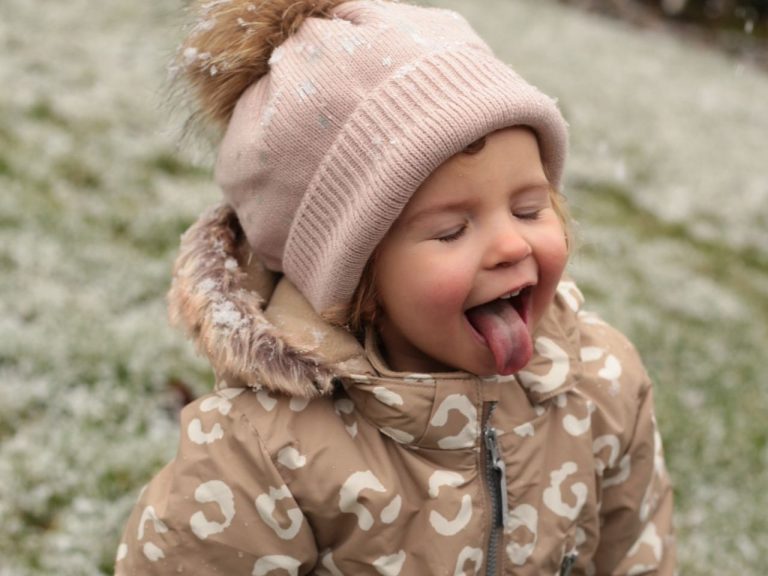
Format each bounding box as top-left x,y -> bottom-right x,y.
542,235 -> 569,278
408,259 -> 474,313
533,230 -> 569,321
533,219 -> 569,275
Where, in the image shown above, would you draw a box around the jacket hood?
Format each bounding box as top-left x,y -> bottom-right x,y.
168,203 -> 585,404
168,204 -> 372,399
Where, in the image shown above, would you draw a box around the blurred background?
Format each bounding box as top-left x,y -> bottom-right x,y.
1,0 -> 766,573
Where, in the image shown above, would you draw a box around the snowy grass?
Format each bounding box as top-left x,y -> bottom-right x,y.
1,0 -> 766,573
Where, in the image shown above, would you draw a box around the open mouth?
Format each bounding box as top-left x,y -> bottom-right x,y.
464,285 -> 535,375
465,285 -> 533,333
495,285 -> 533,326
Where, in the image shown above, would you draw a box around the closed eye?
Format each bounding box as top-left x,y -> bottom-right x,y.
436,225 -> 466,243
514,209 -> 543,221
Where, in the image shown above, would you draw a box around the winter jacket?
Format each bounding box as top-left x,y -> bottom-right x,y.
115,204 -> 675,575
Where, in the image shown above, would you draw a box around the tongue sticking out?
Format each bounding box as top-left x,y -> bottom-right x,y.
466,297 -> 533,375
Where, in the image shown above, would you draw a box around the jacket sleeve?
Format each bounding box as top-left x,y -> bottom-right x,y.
114,390 -> 319,575
593,379 -> 676,575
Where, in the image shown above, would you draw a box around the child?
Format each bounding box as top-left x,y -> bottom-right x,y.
115,0 -> 676,574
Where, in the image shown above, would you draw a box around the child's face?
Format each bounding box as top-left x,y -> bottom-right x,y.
374,127 -> 568,376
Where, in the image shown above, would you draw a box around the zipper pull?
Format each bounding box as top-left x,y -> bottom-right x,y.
559,551 -> 578,576
484,427 -> 508,528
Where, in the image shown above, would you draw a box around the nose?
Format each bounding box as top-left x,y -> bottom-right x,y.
482,219 -> 532,269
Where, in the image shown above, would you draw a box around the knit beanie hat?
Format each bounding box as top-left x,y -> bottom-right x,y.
176,0 -> 568,314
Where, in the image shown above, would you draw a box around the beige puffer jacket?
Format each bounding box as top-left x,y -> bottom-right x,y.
115,205 -> 675,575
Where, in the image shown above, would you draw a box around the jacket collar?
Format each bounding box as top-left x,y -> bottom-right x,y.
169,204 -> 584,439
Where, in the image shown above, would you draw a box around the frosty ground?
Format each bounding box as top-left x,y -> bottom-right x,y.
1,0 -> 766,573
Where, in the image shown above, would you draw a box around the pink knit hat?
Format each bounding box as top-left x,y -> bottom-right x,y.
203,0 -> 568,313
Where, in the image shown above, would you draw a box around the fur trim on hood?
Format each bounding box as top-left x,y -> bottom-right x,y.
167,204 -> 356,398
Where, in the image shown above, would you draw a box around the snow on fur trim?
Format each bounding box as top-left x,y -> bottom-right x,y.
173,0 -> 350,126
167,204 -> 336,398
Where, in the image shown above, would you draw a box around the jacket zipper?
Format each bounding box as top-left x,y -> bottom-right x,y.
559,551 -> 578,576
483,402 -> 507,576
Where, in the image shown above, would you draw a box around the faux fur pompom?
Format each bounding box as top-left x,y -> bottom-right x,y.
174,0 -> 349,127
